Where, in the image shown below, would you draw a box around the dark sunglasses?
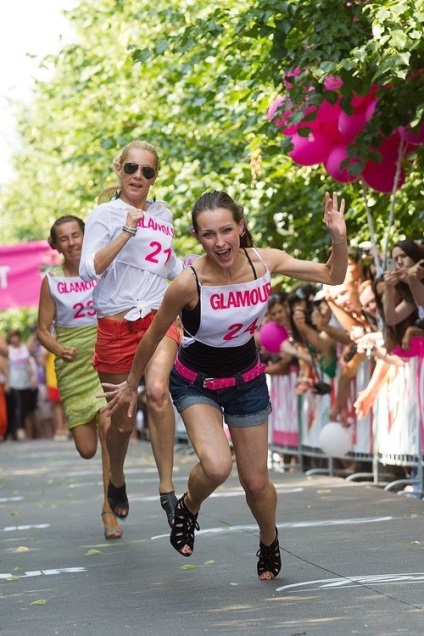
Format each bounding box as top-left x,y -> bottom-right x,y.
123,162 -> 156,179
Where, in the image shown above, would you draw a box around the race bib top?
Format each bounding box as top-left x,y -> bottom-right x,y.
193,271 -> 271,348
47,272 -> 98,327
116,212 -> 175,278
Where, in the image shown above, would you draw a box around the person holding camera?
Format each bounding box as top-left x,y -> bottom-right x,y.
383,239 -> 424,353
288,288 -> 339,395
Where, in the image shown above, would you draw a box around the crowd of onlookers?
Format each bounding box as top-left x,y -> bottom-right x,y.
1,238 -> 423,445
259,238 -> 424,427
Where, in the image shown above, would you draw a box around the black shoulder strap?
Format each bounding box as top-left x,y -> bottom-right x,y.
243,247 -> 258,279
190,266 -> 201,294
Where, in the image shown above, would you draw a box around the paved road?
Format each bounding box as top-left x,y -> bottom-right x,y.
1,438 -> 423,635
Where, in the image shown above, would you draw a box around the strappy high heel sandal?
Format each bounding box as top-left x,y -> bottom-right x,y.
170,493 -> 199,557
256,529 -> 281,580
101,511 -> 123,540
160,491 -> 178,527
107,480 -> 129,520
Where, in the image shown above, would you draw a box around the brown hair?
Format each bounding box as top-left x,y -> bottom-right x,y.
48,215 -> 85,249
191,191 -> 254,248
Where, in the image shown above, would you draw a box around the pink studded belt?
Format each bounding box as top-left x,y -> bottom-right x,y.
173,355 -> 266,391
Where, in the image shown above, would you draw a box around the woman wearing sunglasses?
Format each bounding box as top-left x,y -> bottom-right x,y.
80,140 -> 183,527
100,189 -> 347,580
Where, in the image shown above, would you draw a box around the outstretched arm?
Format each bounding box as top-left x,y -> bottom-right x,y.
264,192 -> 348,285
101,268 -> 196,416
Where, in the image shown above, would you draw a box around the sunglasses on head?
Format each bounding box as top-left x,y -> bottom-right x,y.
123,163 -> 156,179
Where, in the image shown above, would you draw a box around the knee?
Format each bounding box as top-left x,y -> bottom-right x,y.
109,411 -> 134,435
203,456 -> 233,487
145,381 -> 169,412
76,445 -> 97,460
241,474 -> 271,499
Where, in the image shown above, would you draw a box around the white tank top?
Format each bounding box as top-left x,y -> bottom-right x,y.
116,211 -> 175,278
47,270 -> 98,328
183,249 -> 271,348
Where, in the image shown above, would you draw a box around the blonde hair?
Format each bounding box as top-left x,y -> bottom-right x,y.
98,140 -> 160,203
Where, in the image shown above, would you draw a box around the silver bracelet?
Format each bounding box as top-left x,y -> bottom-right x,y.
331,238 -> 347,245
122,225 -> 137,236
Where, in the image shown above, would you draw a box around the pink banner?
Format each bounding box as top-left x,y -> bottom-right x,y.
0,241 -> 60,310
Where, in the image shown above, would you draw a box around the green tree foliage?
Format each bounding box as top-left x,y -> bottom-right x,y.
1,0 -> 423,263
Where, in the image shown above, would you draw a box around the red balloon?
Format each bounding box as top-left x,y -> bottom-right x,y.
288,131 -> 335,166
325,145 -> 360,183
362,161 -> 405,193
259,322 -> 288,353
399,124 -> 424,145
372,130 -> 402,163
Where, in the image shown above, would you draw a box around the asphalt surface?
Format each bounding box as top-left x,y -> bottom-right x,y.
1,437 -> 423,636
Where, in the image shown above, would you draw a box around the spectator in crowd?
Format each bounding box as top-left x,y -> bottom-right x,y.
79,139 -> 183,526
0,339 -> 8,440
383,239 -> 424,352
262,291 -> 298,470
261,291 -> 294,377
5,329 -> 37,441
286,287 -> 315,393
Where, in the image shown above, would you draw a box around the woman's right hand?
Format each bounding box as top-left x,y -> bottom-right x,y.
99,381 -> 138,418
61,346 -> 77,362
383,270 -> 401,286
126,207 -> 145,229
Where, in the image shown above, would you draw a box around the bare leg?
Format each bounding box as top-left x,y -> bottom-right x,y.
231,422 -> 278,579
173,404 -> 233,555
231,422 -> 277,544
72,415 -> 121,538
144,337 -> 178,495
98,411 -> 122,538
99,371 -> 134,518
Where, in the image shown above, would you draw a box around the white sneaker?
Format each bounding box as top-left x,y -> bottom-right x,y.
16,429 -> 26,441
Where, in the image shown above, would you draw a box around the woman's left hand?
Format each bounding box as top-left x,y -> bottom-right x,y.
324,191 -> 346,243
98,381 -> 138,418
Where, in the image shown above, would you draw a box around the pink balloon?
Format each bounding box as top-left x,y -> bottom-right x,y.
312,101 -> 345,144
365,98 -> 378,121
288,131 -> 335,166
259,322 -> 288,353
399,124 -> 424,145
283,104 -> 317,137
391,336 -> 424,358
338,108 -> 367,142
325,145 -> 360,183
362,160 -> 405,193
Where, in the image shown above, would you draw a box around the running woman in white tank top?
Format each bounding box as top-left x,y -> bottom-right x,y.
100,190 -> 348,580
